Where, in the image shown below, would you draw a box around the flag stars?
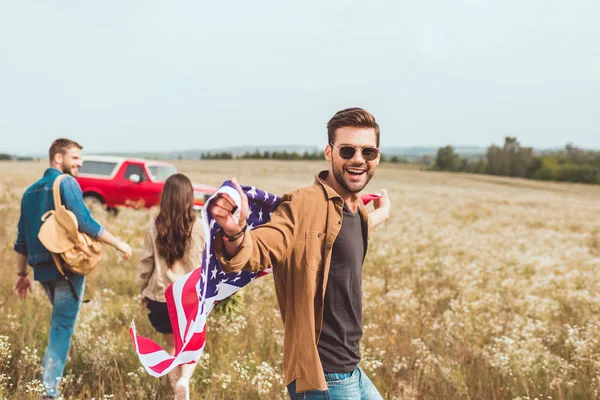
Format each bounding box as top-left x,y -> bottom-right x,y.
138,185 -> 281,375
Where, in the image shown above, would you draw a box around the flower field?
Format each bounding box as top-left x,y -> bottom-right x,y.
1,160 -> 599,399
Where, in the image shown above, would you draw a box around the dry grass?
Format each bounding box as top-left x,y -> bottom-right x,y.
1,160 -> 600,399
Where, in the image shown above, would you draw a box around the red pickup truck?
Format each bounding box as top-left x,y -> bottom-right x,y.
76,156 -> 217,214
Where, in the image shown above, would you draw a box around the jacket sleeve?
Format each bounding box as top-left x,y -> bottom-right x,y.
214,193 -> 298,273
136,223 -> 155,291
13,197 -> 28,255
60,176 -> 105,239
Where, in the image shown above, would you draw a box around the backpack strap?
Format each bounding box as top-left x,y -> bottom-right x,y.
52,174 -> 65,210
49,174 -> 82,302
52,174 -> 79,243
51,253 -> 65,276
51,253 -> 80,302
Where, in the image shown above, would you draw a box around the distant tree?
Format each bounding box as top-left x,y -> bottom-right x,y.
0,153 -> 11,161
473,158 -> 487,174
486,144 -> 511,176
504,137 -> 533,177
510,147 -> 534,178
564,143 -> 600,167
420,155 -> 434,167
434,145 -> 459,171
503,136 -> 520,153
487,136 -> 534,177
387,155 -> 409,164
427,138 -> 597,185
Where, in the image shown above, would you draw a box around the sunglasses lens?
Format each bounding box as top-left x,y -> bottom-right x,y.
339,146 -> 356,159
362,148 -> 378,160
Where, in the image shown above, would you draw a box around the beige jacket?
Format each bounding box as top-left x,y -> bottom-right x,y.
136,217 -> 204,302
214,171 -> 372,392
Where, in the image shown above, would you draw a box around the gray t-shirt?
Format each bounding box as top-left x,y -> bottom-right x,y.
317,202 -> 366,372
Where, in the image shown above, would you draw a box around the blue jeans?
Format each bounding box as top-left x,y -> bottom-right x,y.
40,274 -> 85,398
287,366 -> 383,400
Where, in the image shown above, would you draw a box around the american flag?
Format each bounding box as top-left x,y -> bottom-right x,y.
129,180 -> 281,376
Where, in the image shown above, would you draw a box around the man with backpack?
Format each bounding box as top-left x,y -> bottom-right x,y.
12,138 -> 133,399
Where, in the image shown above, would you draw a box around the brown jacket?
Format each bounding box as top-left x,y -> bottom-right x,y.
214,171 -> 372,392
137,217 -> 204,302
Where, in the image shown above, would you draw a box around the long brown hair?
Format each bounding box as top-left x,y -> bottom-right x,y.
155,173 -> 196,268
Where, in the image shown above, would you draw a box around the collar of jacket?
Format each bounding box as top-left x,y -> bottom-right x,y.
314,170 -> 372,239
44,167 -> 63,178
314,170 -> 342,202
314,170 -> 368,210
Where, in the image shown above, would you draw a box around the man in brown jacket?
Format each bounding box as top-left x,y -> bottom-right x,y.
210,108 -> 390,399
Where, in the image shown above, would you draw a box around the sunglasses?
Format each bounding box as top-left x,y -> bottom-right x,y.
329,143 -> 380,161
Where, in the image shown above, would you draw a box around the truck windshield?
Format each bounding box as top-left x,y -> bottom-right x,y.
148,165 -> 178,182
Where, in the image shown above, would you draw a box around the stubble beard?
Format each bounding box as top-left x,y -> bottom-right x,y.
61,162 -> 77,177
331,162 -> 374,194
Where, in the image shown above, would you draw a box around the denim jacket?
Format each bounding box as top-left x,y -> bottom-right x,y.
14,168 -> 105,281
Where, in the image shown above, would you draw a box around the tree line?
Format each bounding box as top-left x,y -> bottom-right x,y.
433,138 -> 600,184
199,150 -> 408,163
0,154 -> 37,161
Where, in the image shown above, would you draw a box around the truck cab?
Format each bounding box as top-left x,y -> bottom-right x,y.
76,156 -> 216,214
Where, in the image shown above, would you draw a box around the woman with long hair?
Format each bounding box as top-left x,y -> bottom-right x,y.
137,173 -> 204,400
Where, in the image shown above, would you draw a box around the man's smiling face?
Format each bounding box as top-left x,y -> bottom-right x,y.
326,126 -> 380,195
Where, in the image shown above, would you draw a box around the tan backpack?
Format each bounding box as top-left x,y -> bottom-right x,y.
38,174 -> 103,276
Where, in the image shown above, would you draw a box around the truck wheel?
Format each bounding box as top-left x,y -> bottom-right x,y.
83,194 -> 105,213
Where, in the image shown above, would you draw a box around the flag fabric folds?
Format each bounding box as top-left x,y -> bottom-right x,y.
129,178 -> 379,377
129,181 -> 280,376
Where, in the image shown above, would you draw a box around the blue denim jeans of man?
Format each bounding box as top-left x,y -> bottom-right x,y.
39,274 -> 85,398
287,366 -> 383,400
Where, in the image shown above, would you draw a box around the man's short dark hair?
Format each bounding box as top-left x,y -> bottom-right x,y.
327,108 -> 380,147
49,138 -> 83,162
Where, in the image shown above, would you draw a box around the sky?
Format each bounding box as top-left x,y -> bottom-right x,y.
1,0 -> 598,155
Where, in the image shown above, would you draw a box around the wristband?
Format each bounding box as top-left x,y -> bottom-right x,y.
223,224 -> 247,242
17,272 -> 28,277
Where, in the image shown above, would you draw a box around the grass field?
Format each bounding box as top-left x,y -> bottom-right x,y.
1,160 -> 599,399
